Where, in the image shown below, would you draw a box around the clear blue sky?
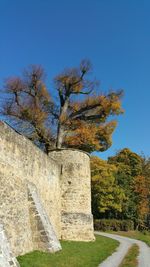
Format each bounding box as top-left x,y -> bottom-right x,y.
0,0 -> 150,159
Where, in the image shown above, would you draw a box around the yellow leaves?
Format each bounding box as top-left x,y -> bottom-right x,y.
64,120 -> 117,152
65,122 -> 98,148
71,103 -> 80,112
72,95 -> 105,110
70,93 -> 123,121
37,82 -> 50,101
34,108 -> 47,124
97,121 -> 117,135
21,106 -> 46,125
51,63 -> 123,153
111,101 -> 121,111
91,156 -> 117,176
55,73 -> 84,94
91,155 -> 126,214
111,101 -> 124,114
2,61 -> 124,154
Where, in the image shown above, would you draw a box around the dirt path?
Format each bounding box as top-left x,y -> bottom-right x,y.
95,232 -> 150,267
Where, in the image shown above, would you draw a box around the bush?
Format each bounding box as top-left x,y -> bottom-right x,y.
94,219 -> 134,232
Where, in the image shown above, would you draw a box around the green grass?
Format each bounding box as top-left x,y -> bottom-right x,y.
119,244 -> 139,267
109,231 -> 150,247
18,235 -> 119,267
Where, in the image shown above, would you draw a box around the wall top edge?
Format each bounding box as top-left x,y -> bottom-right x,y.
0,120 -> 60,166
48,148 -> 90,158
0,120 -> 90,158
0,120 -> 22,135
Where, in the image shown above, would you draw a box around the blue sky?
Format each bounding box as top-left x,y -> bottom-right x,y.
0,0 -> 150,159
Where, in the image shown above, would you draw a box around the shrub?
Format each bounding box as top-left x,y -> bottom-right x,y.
94,219 -> 134,231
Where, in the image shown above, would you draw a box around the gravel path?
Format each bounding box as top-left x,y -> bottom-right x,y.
95,232 -> 150,267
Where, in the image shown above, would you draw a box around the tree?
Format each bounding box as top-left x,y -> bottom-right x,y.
108,149 -> 142,223
141,156 -> 150,228
133,175 -> 149,229
91,156 -> 126,219
0,60 -> 123,153
108,148 -> 142,177
108,149 -> 149,228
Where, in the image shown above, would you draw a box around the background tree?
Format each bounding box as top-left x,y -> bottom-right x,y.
133,175 -> 149,229
141,156 -> 150,228
108,148 -> 143,222
108,148 -> 149,228
0,60 -> 123,153
91,156 -> 126,219
91,149 -> 150,230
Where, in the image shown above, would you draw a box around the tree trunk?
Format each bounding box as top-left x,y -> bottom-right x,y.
56,123 -> 65,148
56,97 -> 69,149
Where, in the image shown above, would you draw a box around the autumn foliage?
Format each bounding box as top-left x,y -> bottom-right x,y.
0,60 -> 123,153
91,149 -> 150,230
91,156 -> 126,217
134,175 -> 149,226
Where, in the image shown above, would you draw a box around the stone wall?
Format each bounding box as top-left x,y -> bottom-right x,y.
0,121 -> 95,260
49,149 -> 95,241
0,121 -> 61,256
0,224 -> 20,267
28,182 -> 61,253
0,164 -> 33,256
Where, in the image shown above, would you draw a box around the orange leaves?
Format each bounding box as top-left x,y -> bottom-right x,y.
69,92 -> 123,123
36,61 -> 123,152
111,101 -> 123,114
71,95 -> 105,111
55,61 -> 95,97
1,61 -> 124,153
1,65 -> 54,149
36,82 -> 50,101
64,120 -> 117,152
65,122 -> 99,149
134,175 -> 148,195
55,71 -> 83,95
71,102 -> 80,112
133,175 -> 149,221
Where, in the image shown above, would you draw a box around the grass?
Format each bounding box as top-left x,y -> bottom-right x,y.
109,231 -> 150,247
18,235 -> 119,267
119,244 -> 139,267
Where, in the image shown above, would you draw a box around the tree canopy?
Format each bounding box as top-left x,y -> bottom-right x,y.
0,60 -> 123,153
91,149 -> 150,230
91,156 -> 126,218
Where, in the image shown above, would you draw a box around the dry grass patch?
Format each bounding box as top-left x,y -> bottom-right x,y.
119,244 -> 139,267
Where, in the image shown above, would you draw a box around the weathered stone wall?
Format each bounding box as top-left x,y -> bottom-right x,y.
0,164 -> 33,256
0,122 -> 61,256
0,224 -> 20,267
49,149 -> 95,241
28,183 -> 61,253
0,121 -> 95,260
